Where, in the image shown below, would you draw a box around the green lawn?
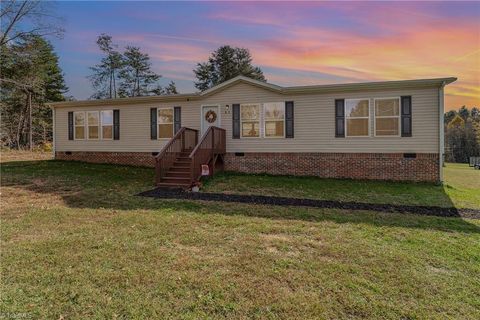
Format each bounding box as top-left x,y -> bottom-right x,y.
1,154 -> 480,319
203,163 -> 480,209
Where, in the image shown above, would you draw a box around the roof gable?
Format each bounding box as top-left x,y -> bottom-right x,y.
199,76 -> 282,97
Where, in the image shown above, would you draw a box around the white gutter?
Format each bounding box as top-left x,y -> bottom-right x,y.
439,82 -> 446,183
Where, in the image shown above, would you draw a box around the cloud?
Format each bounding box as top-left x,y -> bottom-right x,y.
56,1 -> 479,109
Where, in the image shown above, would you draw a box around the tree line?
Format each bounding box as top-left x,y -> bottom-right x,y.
444,106 -> 480,163
89,34 -> 178,99
89,36 -> 266,99
1,0 -> 67,149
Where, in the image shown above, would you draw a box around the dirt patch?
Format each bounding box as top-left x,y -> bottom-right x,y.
1,150 -> 52,163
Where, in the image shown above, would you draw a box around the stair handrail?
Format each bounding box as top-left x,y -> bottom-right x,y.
155,127 -> 198,185
155,127 -> 186,160
189,126 -> 226,182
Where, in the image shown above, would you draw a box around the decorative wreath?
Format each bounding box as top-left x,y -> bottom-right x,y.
205,110 -> 217,123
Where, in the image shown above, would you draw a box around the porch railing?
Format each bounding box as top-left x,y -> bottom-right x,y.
155,127 -> 198,184
189,126 -> 226,182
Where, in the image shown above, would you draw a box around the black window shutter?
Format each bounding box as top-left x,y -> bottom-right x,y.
401,96 -> 412,137
232,104 -> 240,139
174,106 -> 181,133
150,108 -> 157,139
335,99 -> 345,137
68,111 -> 74,140
285,101 -> 294,138
113,109 -> 120,140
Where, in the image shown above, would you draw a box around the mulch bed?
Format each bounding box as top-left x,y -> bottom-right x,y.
138,188 -> 480,219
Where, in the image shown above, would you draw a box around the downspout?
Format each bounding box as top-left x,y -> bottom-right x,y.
439,81 -> 446,184
52,106 -> 56,159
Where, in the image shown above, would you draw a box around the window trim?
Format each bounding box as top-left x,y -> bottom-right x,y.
157,107 -> 174,140
373,97 -> 401,137
86,111 -> 100,140
100,110 -> 114,140
240,103 -> 261,139
344,98 -> 371,138
263,102 -> 285,139
73,111 -> 85,140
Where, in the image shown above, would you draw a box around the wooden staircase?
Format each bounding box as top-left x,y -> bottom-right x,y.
157,150 -> 192,188
155,127 -> 226,188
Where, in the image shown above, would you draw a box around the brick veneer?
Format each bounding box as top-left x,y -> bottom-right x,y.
55,151 -> 156,167
224,152 -> 440,183
55,151 -> 439,182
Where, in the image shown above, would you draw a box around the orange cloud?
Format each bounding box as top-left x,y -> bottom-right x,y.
90,4 -> 479,111
208,3 -> 479,110
240,22 -> 479,110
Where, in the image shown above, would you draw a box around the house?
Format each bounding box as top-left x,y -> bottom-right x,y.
49,75 -> 456,186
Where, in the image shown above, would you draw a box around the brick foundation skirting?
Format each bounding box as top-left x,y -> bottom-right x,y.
224,152 -> 440,183
55,151 -> 156,167
56,151 -> 439,182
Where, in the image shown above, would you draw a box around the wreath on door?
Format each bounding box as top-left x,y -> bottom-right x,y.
205,110 -> 217,123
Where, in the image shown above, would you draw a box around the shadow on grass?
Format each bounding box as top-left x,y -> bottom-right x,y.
2,159 -> 479,234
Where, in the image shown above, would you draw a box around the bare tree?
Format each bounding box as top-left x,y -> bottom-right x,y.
0,0 -> 64,46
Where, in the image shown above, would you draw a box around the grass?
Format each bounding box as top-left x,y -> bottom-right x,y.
1,152 -> 480,319
203,163 -> 480,209
443,163 -> 480,209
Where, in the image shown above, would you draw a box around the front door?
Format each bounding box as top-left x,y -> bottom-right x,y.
202,106 -> 220,134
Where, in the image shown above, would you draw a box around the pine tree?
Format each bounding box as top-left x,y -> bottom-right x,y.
193,45 -> 266,91
164,81 -> 178,95
1,35 -> 67,148
118,46 -> 161,97
89,34 -> 123,99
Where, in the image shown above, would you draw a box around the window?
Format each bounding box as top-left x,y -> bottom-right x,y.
240,104 -> 260,137
345,99 -> 369,137
158,108 -> 174,139
101,110 -> 113,139
87,111 -> 99,139
74,112 -> 85,140
263,102 -> 285,138
375,98 -> 400,136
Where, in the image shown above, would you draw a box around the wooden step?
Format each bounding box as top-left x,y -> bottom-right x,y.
161,177 -> 191,184
156,182 -> 190,188
171,164 -> 190,170
174,158 -> 192,165
169,166 -> 190,172
165,171 -> 190,178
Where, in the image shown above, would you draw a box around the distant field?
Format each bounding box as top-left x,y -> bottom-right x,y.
1,152 -> 479,319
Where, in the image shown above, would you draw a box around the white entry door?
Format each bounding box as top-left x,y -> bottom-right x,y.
201,106 -> 220,134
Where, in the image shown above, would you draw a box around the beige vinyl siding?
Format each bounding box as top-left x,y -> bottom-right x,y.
55,103 -> 201,152
54,81 -> 439,153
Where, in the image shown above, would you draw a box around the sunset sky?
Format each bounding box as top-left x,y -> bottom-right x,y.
51,1 -> 480,111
